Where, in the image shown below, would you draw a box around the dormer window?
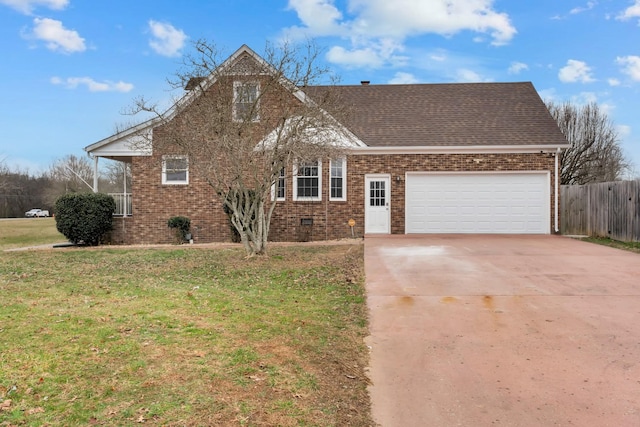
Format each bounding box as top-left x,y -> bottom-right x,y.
233,81 -> 259,122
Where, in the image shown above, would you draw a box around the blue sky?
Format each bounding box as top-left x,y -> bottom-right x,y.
1,0 -> 639,175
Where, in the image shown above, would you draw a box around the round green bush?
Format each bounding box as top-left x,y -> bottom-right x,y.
55,193 -> 116,245
167,216 -> 191,243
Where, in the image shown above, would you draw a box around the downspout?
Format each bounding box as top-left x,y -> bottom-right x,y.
325,182 -> 329,241
554,148 -> 560,233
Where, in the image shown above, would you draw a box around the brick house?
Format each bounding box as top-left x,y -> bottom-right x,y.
85,45 -> 569,245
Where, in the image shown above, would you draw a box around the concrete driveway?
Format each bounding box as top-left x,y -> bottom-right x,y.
364,235 -> 640,426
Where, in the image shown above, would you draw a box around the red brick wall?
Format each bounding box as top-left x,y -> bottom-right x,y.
271,152 -> 557,239
106,217 -> 131,244
122,154 -> 234,244
116,151 -> 557,244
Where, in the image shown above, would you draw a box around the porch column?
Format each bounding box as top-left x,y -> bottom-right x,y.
93,155 -> 99,193
123,162 -> 128,216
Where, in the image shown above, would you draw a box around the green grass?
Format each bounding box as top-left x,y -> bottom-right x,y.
0,218 -> 66,250
579,236 -> 640,253
0,243 -> 372,426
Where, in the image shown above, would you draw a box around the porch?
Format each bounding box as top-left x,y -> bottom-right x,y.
109,193 -> 132,217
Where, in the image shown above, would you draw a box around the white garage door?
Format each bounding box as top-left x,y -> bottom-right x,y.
405,172 -> 549,234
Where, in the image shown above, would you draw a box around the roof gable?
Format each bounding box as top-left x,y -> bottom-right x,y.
86,45 -> 339,156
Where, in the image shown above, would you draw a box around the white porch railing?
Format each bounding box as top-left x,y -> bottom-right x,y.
109,193 -> 132,216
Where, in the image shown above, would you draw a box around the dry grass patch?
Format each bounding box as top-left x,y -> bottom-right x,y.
578,236 -> 640,254
0,218 -> 66,250
0,244 -> 372,426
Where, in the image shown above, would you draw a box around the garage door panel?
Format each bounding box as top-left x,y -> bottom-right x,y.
494,206 -> 509,215
405,173 -> 549,234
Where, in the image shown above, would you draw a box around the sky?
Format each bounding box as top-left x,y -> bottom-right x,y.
1,0 -> 640,176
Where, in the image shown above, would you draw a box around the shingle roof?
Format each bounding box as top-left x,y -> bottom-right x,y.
304,82 -> 568,148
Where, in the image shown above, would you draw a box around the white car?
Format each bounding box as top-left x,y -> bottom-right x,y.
25,208 -> 50,218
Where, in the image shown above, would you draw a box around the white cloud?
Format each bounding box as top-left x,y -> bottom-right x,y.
508,61 -> 528,75
347,0 -> 516,45
616,55 -> 640,81
558,59 -> 595,83
456,68 -> 490,83
28,17 -> 85,53
618,124 -> 631,138
51,76 -> 134,92
608,78 -> 621,86
388,72 -> 419,84
617,0 -> 640,22
0,0 -> 67,14
599,101 -> 615,116
573,92 -> 598,104
285,0 -> 516,69
326,46 -> 383,68
286,0 -> 344,36
148,20 -> 187,57
538,88 -> 558,103
326,38 -> 407,69
570,1 -> 596,15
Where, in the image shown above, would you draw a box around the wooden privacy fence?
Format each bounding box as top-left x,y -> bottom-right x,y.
561,180 -> 640,242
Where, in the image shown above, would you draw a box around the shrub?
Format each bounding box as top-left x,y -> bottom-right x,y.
55,193 -> 115,245
167,216 -> 191,243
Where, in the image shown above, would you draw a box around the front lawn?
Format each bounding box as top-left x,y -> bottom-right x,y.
0,244 -> 372,426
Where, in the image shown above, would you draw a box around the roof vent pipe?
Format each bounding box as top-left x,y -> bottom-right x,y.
361,81 -> 370,86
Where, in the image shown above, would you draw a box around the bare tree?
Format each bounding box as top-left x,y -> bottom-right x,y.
0,156 -> 9,193
129,41 -> 350,256
44,154 -> 95,205
102,159 -> 131,193
0,158 -> 53,217
546,101 -> 630,185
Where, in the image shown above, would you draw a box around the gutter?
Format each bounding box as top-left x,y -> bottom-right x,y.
349,144 -> 571,155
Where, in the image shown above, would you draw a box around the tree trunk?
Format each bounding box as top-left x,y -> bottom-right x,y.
228,190 -> 269,257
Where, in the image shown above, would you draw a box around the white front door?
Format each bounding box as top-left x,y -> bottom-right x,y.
365,175 -> 390,234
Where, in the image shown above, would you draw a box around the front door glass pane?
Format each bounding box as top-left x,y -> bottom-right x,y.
369,181 -> 386,206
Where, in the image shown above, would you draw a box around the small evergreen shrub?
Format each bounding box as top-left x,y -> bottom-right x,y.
55,193 -> 116,245
167,216 -> 191,243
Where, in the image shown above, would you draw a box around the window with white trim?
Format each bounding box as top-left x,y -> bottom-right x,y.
329,158 -> 346,201
294,160 -> 322,201
162,155 -> 188,185
233,81 -> 259,122
272,167 -> 286,201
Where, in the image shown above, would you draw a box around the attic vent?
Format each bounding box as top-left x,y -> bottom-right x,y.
360,80 -> 370,86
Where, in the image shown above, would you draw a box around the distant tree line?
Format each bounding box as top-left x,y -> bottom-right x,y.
0,155 -> 129,218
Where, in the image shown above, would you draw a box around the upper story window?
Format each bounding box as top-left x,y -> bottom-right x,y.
294,160 -> 322,201
162,155 -> 189,185
276,167 -> 286,201
233,81 -> 259,122
271,167 -> 286,201
329,158 -> 346,201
